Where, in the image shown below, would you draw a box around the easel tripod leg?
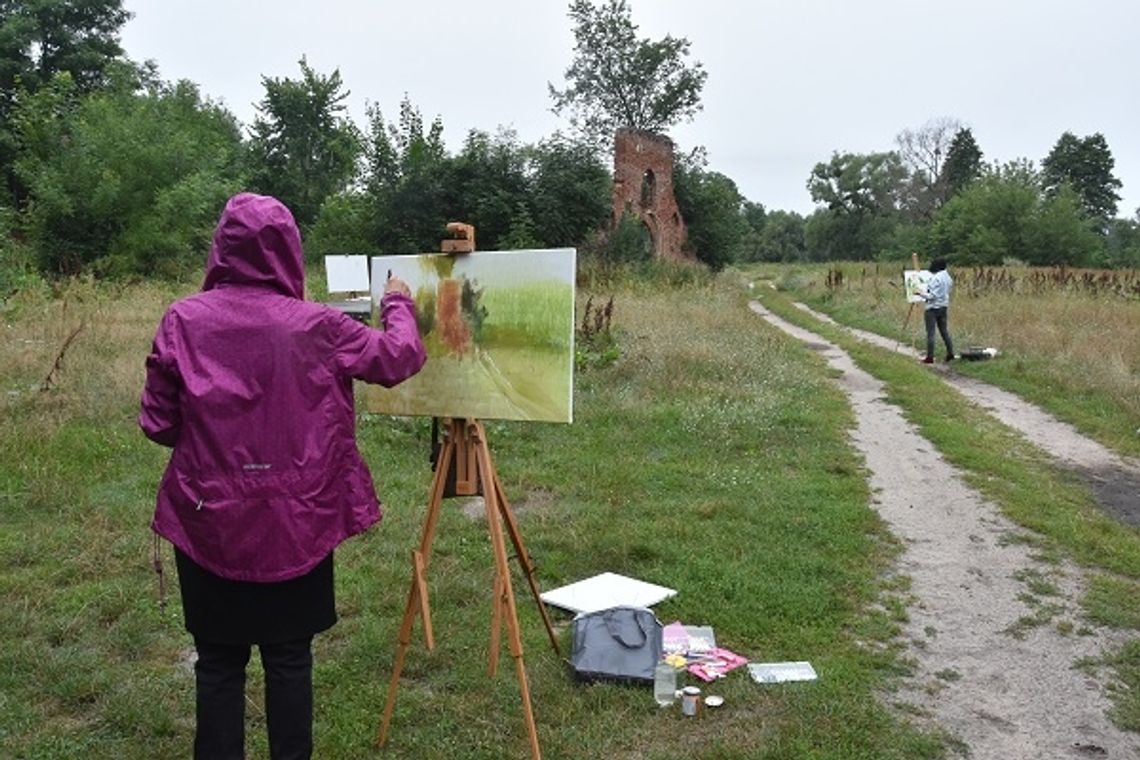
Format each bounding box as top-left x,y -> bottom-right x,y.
475,428 -> 543,760
493,476 -> 560,655
376,434 -> 455,747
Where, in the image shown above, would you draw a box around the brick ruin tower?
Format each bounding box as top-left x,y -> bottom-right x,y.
611,128 -> 688,260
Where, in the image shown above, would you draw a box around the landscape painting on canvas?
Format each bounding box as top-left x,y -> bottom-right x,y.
368,249 -> 576,423
904,269 -> 932,304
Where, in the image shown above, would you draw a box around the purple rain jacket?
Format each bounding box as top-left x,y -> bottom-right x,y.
139,193 -> 426,583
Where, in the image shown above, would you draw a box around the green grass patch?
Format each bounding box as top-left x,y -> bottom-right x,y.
1104,640 -> 1140,731
1085,575 -> 1140,630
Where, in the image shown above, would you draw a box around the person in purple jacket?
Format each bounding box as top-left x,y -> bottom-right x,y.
139,193 -> 426,760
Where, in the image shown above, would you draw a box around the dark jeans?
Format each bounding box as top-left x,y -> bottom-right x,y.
194,637 -> 314,760
924,307 -> 954,359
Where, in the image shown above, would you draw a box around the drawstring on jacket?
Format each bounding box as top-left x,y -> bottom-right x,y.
153,533 -> 167,611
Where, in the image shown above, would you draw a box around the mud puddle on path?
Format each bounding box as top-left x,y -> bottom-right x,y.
750,301 -> 1138,759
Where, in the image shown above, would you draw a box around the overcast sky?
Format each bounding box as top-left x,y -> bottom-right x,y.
120,1 -> 1139,218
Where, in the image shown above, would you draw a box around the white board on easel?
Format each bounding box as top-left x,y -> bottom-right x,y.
325,254 -> 370,293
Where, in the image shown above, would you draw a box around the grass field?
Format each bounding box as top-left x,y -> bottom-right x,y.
2,263 -> 1138,757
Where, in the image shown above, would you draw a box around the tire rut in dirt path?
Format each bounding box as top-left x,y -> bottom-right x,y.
792,302 -> 1140,529
749,301 -> 1139,759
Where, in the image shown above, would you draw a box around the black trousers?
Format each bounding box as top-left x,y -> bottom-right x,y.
194,637 -> 314,760
924,306 -> 954,360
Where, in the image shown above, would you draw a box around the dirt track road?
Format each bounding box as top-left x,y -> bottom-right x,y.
749,300 -> 1140,759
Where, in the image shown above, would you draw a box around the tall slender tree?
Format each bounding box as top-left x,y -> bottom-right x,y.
248,58 -> 361,228
548,0 -> 707,148
1041,131 -> 1122,223
939,127 -> 984,199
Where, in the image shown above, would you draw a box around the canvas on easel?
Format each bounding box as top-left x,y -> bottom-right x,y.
368,249 -> 575,423
904,268 -> 932,304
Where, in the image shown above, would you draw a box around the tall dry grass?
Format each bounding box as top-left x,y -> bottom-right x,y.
953,291 -> 1139,408
2,278 -> 191,430
763,262 -> 1140,454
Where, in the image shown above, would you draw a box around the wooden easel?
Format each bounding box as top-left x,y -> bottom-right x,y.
376,418 -> 560,760
898,252 -> 923,349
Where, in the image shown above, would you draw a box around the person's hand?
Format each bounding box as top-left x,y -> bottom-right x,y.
385,275 -> 411,298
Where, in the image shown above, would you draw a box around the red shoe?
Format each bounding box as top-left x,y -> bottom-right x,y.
920,357 -> 934,364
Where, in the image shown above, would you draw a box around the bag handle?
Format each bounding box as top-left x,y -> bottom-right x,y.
603,609 -> 649,649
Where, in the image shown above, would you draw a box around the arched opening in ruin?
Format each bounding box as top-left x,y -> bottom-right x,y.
640,169 -> 657,208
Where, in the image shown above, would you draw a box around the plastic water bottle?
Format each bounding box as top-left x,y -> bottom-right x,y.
653,661 -> 676,707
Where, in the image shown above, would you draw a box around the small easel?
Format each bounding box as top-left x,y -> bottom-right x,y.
898,252 -> 923,350
376,222 -> 560,760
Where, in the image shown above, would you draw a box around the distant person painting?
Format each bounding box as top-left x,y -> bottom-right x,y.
922,258 -> 955,363
139,193 -> 426,759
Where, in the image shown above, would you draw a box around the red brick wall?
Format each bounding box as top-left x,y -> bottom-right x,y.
611,128 -> 689,260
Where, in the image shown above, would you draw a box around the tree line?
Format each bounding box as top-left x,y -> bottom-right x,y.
791,118 -> 1138,268
2,0 -> 1138,293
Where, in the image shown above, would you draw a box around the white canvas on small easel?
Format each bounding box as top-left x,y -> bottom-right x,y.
325,254 -> 370,293
324,255 -> 372,322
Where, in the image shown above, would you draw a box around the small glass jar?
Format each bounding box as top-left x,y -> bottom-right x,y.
681,686 -> 701,717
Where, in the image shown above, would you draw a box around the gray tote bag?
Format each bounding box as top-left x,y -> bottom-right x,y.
568,606 -> 663,684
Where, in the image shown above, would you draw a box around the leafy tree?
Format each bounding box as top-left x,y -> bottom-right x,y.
751,209 -> 806,262
336,107 -> 610,257
13,75 -> 245,275
526,133 -> 610,247
500,201 -> 543,250
929,160 -> 1038,265
248,58 -> 361,228
894,117 -> 961,219
358,97 -> 452,254
1,0 -> 133,205
1029,185 -> 1101,267
1104,216 -> 1140,268
0,0 -> 131,113
808,151 -> 905,216
305,191 -> 379,257
806,151 -> 905,260
929,159 -> 1102,266
672,152 -> 749,270
1041,131 -> 1122,223
449,128 -> 531,250
605,210 -> 653,263
549,0 -> 707,148
738,200 -> 766,261
939,127 -> 984,199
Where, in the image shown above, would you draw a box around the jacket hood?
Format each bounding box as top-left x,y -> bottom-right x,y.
202,193 -> 305,298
